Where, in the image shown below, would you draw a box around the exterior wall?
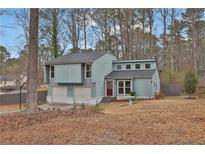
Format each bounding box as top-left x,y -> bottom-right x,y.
133,78 -> 154,98
54,64 -> 82,83
92,53 -> 117,98
113,61 -> 156,71
152,69 -> 160,94
43,65 -> 50,83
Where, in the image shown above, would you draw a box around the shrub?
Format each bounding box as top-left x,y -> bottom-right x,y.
80,103 -> 85,110
184,71 -> 198,98
154,92 -> 164,99
129,91 -> 136,96
88,103 -> 103,112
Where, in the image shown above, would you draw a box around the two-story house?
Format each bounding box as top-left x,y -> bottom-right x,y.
44,51 -> 160,104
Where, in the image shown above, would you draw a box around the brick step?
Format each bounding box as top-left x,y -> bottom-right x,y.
101,97 -> 116,103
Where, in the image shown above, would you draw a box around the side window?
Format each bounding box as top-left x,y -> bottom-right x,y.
135,64 -> 140,69
85,64 -> 91,78
126,64 -> 131,70
145,63 -> 151,69
50,66 -> 54,78
117,65 -> 121,70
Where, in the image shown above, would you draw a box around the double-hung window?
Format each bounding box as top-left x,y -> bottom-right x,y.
50,66 -> 55,78
117,80 -> 132,95
85,64 -> 91,78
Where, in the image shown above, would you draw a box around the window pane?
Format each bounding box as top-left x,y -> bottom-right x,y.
51,66 -> 54,78
125,81 -> 130,87
117,65 -> 121,70
86,72 -> 91,78
126,64 -> 131,69
145,64 -> 150,69
51,66 -> 54,71
119,88 -> 124,94
86,64 -> 91,78
118,81 -> 124,87
125,88 -> 131,94
135,64 -> 140,69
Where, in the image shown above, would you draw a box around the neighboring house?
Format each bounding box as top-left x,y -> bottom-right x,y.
0,75 -> 16,93
0,75 -> 27,94
44,51 -> 160,104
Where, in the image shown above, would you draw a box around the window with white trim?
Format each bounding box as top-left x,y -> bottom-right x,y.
117,80 -> 132,95
118,81 -> 124,94
85,64 -> 91,78
50,66 -> 54,78
135,64 -> 140,69
145,63 -> 151,69
126,64 -> 131,70
117,64 -> 122,70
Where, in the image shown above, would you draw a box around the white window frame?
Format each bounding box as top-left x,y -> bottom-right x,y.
85,63 -> 92,79
126,64 -> 131,70
117,80 -> 132,95
116,64 -> 122,70
145,63 -> 151,69
135,63 -> 141,69
50,65 -> 55,79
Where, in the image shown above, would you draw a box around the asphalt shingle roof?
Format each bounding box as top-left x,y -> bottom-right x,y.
45,51 -> 108,65
105,70 -> 155,79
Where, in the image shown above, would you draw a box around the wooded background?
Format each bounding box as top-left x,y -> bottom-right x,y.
1,8 -> 205,85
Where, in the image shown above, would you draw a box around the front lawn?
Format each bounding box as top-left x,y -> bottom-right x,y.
0,97 -> 205,144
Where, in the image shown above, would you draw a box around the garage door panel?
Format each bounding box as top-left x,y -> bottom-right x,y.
53,87 -> 67,103
75,87 -> 91,102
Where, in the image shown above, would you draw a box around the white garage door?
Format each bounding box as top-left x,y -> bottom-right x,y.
74,87 -> 91,102
53,86 -> 67,103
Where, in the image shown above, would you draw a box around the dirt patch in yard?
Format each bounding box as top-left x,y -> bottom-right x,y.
0,97 -> 205,144
0,104 -> 26,114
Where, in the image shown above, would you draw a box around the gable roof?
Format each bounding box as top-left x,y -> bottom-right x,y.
45,51 -> 109,65
105,70 -> 155,79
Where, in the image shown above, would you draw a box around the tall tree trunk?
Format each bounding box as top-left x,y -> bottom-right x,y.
191,12 -> 198,74
27,8 -> 39,112
118,9 -> 125,55
52,9 -> 59,58
142,10 -> 145,57
83,12 -> 87,50
160,9 -> 168,68
170,8 -> 175,72
148,8 -> 155,55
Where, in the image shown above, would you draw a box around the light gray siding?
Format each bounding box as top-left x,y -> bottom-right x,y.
44,66 -> 50,83
67,86 -> 73,97
54,64 -> 82,83
134,79 -> 153,97
47,84 -> 51,96
152,69 -> 160,94
92,53 -> 117,97
91,83 -> 96,97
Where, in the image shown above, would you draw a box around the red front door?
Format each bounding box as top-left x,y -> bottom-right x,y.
106,80 -> 113,96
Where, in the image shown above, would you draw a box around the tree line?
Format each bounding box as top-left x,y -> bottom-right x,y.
0,8 -> 205,111
1,8 -> 204,74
